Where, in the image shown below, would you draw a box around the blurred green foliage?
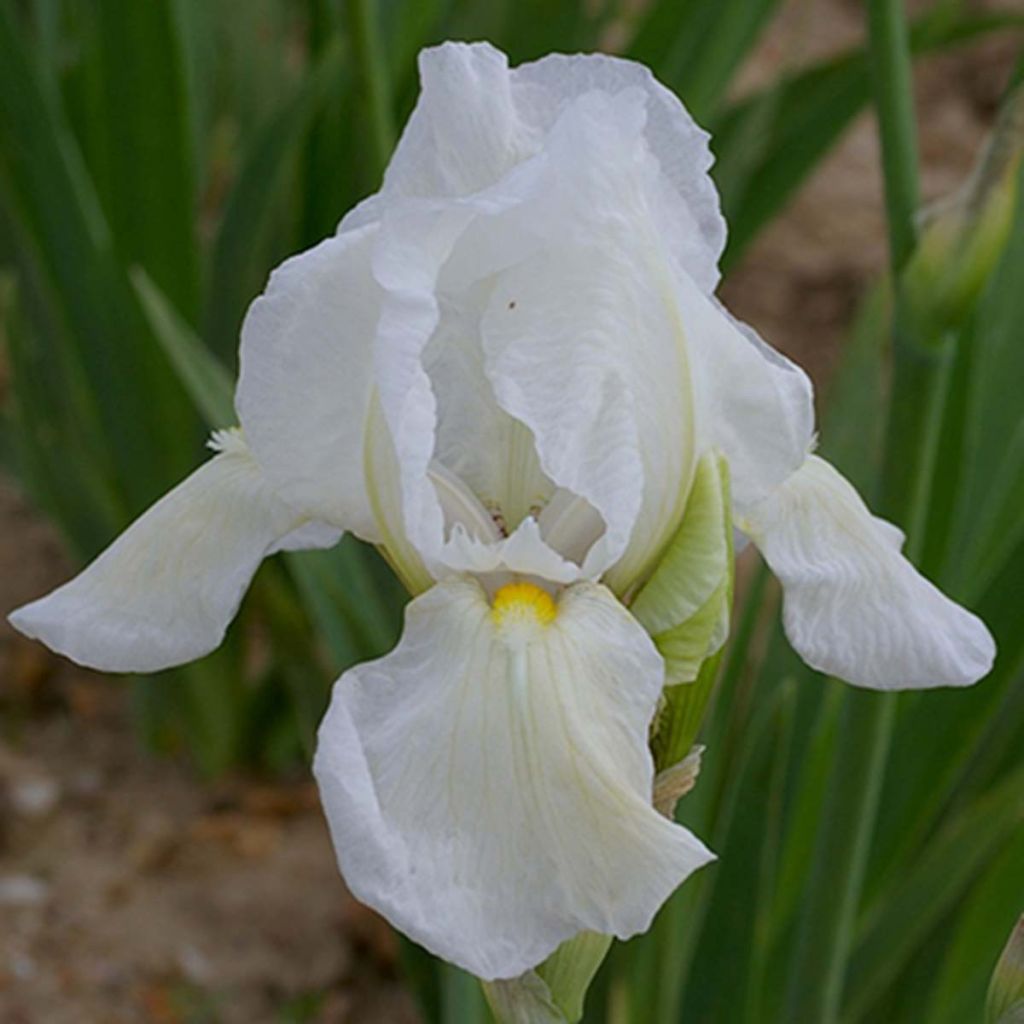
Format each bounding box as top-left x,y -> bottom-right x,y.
1,0 -> 1023,1021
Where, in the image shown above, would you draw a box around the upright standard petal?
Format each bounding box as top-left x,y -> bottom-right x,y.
8,433 -> 333,673
738,455 -> 996,689
373,42 -> 537,205
355,42 -> 725,290
314,578 -> 713,980
480,89 -> 699,588
679,273 -> 816,510
369,74 -> 715,587
424,280 -> 555,531
368,157 -> 558,579
512,49 -> 725,291
236,222 -> 381,540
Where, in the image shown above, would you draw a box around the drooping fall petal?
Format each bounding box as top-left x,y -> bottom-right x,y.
314,577 -> 713,979
738,455 -> 995,689
9,433 -> 338,672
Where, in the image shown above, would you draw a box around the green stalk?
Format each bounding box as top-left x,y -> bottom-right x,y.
743,679 -> 797,1023
347,0 -> 395,176
783,2 -> 944,1019
441,964 -> 488,1024
652,566 -> 773,1022
867,0 -> 920,275
782,688 -> 898,1022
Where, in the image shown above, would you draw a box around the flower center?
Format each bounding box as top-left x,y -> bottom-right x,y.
491,581 -> 557,627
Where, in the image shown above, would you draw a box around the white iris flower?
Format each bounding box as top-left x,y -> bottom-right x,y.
10,42 -> 994,981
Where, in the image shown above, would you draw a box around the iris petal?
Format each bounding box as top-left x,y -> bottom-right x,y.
738,455 -> 995,689
314,578 -> 713,979
237,223 -> 381,539
9,435 -> 337,673
348,41 -> 725,291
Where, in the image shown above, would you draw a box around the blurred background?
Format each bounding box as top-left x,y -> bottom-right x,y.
1,0 -> 1022,1021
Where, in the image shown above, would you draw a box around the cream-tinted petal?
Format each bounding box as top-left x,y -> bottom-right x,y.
367,48 -> 734,588
511,49 -> 724,290
439,516 -> 582,586
368,156 -> 560,579
479,89 -> 699,588
9,439 -> 331,673
680,275 -> 815,510
359,42 -> 725,290
739,456 -> 996,689
378,42 -> 537,203
236,223 -> 381,539
314,579 -> 713,979
424,279 -> 555,529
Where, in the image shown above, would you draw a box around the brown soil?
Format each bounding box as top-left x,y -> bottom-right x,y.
0,478 -> 418,1023
1,5 -> 1019,1022
723,0 -> 1019,390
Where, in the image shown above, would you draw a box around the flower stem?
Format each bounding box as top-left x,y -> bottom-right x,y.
868,0 -> 921,276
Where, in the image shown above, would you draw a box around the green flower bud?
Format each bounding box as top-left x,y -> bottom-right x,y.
484,972 -> 567,1024
631,452 -> 733,768
905,85 -> 1023,338
483,932 -> 614,1024
987,915 -> 1024,1024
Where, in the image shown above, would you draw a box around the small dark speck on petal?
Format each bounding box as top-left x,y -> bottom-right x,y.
508,300 -> 516,310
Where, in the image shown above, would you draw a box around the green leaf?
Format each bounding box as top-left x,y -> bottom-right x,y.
83,1 -> 200,319
169,0 -> 219,190
442,964 -> 489,1024
863,153 -> 1024,890
348,0 -> 396,175
0,263 -> 121,552
285,538 -> 402,667
764,683 -> 844,952
678,678 -> 799,1024
654,581 -> 730,687
628,453 -> 734,774
947,153 -> 1024,600
817,285 -> 892,494
299,1 -> 356,245
381,0 -> 448,80
926,834 -> 1024,1024
714,11 -> 1024,268
204,39 -> 346,364
627,0 -> 783,121
131,268 -> 234,429
844,764 -> 1024,1021
0,3 -> 198,515
868,0 -> 921,277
